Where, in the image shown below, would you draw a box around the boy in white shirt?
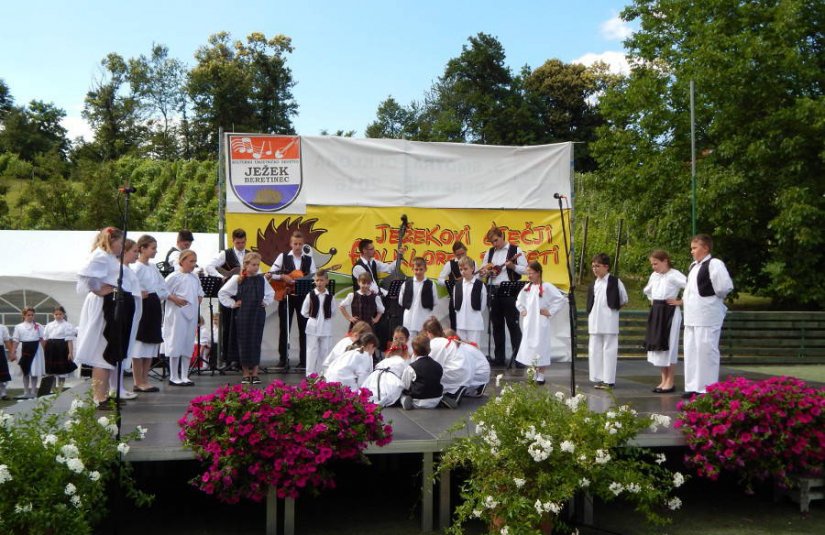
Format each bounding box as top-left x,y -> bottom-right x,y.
587,253 -> 628,390
453,257 -> 487,345
398,257 -> 438,340
301,269 -> 337,377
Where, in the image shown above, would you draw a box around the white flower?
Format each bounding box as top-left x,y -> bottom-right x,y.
668,497 -> 682,510
472,509 -> 482,518
513,477 -> 525,488
534,499 -> 544,514
0,464 -> 12,484
484,495 -> 499,509
649,413 -> 672,432
0,412 -> 14,429
495,374 -> 503,387
89,471 -> 101,482
544,501 -> 562,515
67,458 -> 85,474
655,453 -> 667,465
70,398 -> 86,412
578,455 -> 588,463
594,449 -> 611,465
14,502 -> 33,513
41,433 -> 58,446
55,455 -> 66,465
565,394 -> 585,411
475,421 -> 485,434
673,472 -> 685,488
63,419 -> 75,430
609,482 -> 624,495
136,425 -> 148,439
65,483 -> 77,495
61,444 -> 80,459
484,429 -> 501,448
606,411 -> 616,419
97,416 -> 110,427
626,483 -> 641,494
560,440 -> 575,453
579,477 -> 590,488
554,391 -> 565,401
107,424 -> 119,436
117,442 -> 130,455
608,428 -> 618,435
500,527 -> 509,535
71,494 -> 82,508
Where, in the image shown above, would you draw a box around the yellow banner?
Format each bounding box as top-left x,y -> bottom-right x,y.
227,206 -> 571,291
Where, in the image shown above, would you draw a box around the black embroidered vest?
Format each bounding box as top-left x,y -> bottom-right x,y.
586,275 -> 621,313
407,356 -> 444,399
692,260 -> 716,297
454,279 -> 483,311
351,292 -> 377,324
351,259 -> 379,290
282,253 -> 311,275
401,279 -> 434,310
308,292 -> 332,319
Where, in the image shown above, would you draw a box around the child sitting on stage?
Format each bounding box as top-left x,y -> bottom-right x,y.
363,335 -> 411,407
453,256 -> 487,345
44,306 -> 77,393
400,333 -> 444,410
339,272 -> 383,331
587,253 -> 628,390
301,269 -> 337,377
11,307 -> 46,399
443,329 -> 491,398
386,325 -> 413,359
218,252 -> 274,385
321,320 -> 372,375
398,257 -> 437,340
324,332 -> 377,391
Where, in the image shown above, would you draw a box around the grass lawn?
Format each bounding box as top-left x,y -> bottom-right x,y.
726,364 -> 825,384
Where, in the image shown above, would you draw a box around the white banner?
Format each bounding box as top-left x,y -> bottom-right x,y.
301,137 -> 571,209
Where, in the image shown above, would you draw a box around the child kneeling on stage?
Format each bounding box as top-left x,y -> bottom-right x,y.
400,333 -> 444,410
324,332 -> 377,391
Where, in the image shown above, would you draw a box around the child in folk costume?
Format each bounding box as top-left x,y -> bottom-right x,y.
324,332 -> 377,391
75,227 -> 133,408
643,250 -> 687,394
109,238 -> 143,400
443,329 -> 491,398
163,249 -> 204,387
43,306 -> 77,393
438,241 -> 468,331
587,253 -> 628,390
398,257 -> 438,340
131,234 -> 168,393
681,234 -> 733,397
339,272 -> 384,332
321,320 -> 372,376
301,269 -> 337,377
399,333 -> 444,410
11,307 -> 45,399
218,252 -> 274,385
0,325 -> 12,400
422,317 -> 471,408
387,325 -> 413,359
515,261 -> 565,385
190,316 -> 211,371
453,256 -> 487,345
362,338 -> 411,407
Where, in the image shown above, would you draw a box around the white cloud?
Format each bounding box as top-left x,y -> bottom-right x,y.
573,51 -> 630,75
600,15 -> 634,41
62,114 -> 94,142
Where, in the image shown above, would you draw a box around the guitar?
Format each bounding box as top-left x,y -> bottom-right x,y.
216,266 -> 241,280
481,252 -> 523,280
270,264 -> 344,301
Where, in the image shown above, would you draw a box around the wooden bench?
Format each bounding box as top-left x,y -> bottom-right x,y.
575,310 -> 825,364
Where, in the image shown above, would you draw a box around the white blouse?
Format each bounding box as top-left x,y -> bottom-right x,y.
133,261 -> 170,299
643,269 -> 687,301
44,319 -> 77,341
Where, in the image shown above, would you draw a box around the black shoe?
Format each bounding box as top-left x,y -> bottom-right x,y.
241,377 -> 252,385
440,395 -> 458,409
654,387 -> 675,394
594,383 -> 614,390
251,376 -> 261,385
681,391 -> 698,399
400,395 -> 414,410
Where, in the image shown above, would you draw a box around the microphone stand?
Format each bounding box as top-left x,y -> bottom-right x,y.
555,194 -> 577,397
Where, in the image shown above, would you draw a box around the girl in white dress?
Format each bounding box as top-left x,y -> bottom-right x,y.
11,307 -> 46,399
131,235 -> 169,393
422,318 -> 472,403
321,320 -> 372,376
515,261 -> 565,385
325,333 -> 377,391
642,250 -> 687,393
75,227 -> 128,407
43,306 -> 77,392
362,341 -> 410,407
163,249 -> 203,386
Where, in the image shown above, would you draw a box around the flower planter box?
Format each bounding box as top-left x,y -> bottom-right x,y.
774,476 -> 824,513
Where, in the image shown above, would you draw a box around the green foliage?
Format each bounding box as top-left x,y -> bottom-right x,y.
0,391 -> 152,534
593,0 -> 825,305
0,99 -> 69,161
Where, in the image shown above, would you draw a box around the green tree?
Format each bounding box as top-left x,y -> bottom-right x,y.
82,53 -> 146,160
592,0 -> 825,304
188,32 -> 297,158
365,96 -> 416,139
0,90 -> 69,162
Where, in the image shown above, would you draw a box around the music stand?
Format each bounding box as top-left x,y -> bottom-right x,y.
380,279 -> 406,350
282,277 -> 315,374
444,279 -> 457,331
484,283 -> 498,360
191,275 -> 224,376
495,280 -> 526,369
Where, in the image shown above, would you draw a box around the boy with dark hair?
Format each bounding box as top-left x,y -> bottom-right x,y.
587,253 -> 628,389
400,333 -> 444,410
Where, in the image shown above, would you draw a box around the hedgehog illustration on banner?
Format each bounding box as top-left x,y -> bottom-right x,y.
254,217 -> 339,272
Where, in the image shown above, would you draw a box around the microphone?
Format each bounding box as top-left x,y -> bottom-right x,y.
553,193 -> 566,199
118,186 -> 137,194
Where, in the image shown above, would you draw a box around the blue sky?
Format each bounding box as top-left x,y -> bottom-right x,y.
1,0 -> 635,140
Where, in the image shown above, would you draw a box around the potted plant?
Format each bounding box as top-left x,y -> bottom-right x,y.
676,375 -> 825,493
0,393 -> 152,534
179,376 -> 393,503
440,377 -> 684,534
